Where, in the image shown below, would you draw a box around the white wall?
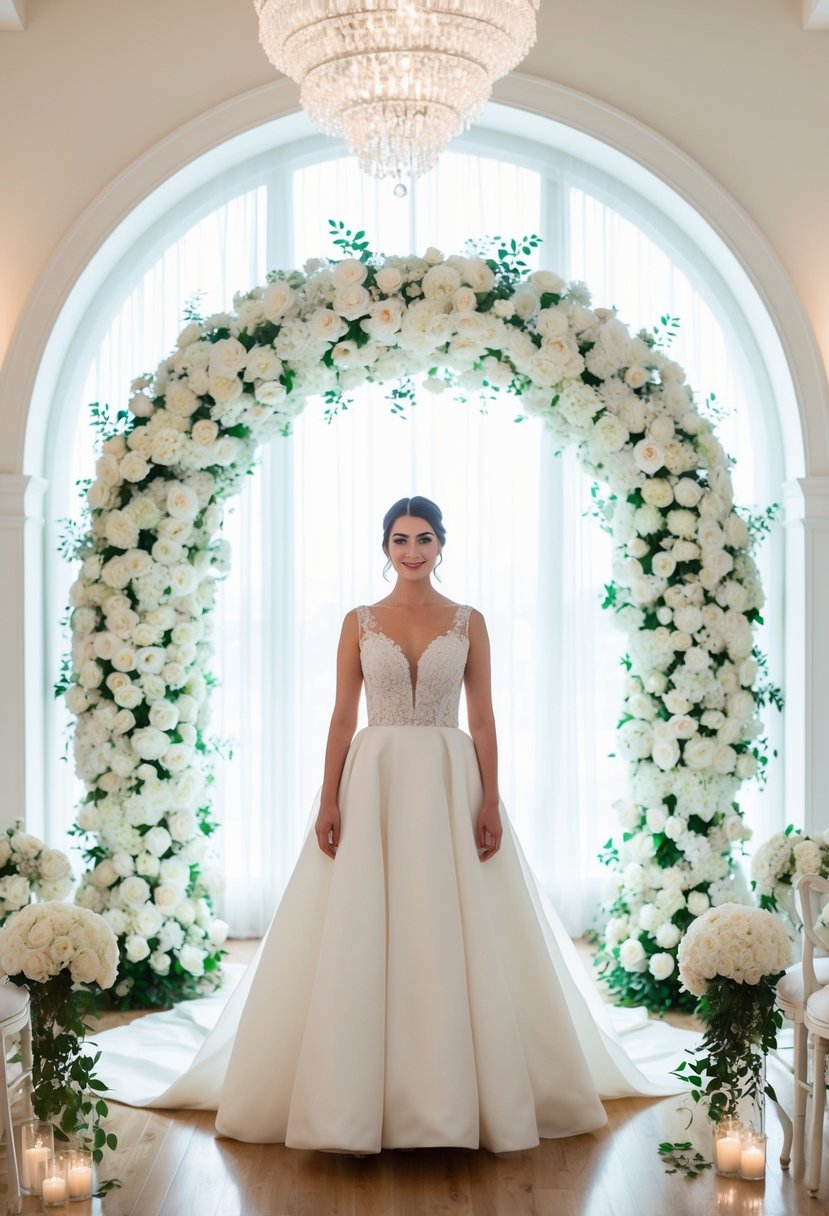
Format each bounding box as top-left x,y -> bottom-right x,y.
0,0 -> 828,833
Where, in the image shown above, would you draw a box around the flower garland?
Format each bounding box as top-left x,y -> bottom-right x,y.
59,223 -> 774,1009
0,823 -> 73,924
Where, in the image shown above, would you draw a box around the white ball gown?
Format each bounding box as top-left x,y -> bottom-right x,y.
92,603 -> 690,1153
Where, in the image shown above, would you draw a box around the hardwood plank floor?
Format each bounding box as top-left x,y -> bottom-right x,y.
2,940 -> 829,1215
4,1092 -> 828,1216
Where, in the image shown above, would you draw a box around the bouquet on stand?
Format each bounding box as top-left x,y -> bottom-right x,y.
673,902 -> 791,1180
0,901 -> 119,1171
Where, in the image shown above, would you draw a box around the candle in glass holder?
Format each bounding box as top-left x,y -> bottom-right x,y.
67,1148 -> 94,1199
714,1123 -> 743,1175
20,1120 -> 55,1194
740,1132 -> 766,1180
22,1143 -> 50,1191
41,1172 -> 68,1204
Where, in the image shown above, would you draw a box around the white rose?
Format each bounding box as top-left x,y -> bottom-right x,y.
262,279 -> 297,322
648,952 -> 676,981
104,510 -> 140,551
333,284 -> 371,320
687,891 -> 710,916
118,875 -> 152,909
652,737 -> 680,771
167,809 -> 196,842
641,478 -> 674,509
144,826 -> 172,858
683,737 -> 716,770
619,938 -> 647,972
674,478 -> 703,508
150,950 -> 171,975
192,418 -> 220,445
132,727 -> 169,760
166,484 -> 200,521
632,439 -> 665,476
332,257 -> 368,288
178,944 -> 206,976
209,919 -> 229,947
375,264 -> 405,294
310,307 -> 347,342
120,451 -> 150,483
134,902 -> 164,938
125,934 -> 151,963
655,923 -> 682,950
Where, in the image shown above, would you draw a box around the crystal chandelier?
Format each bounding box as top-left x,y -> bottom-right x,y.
254,1 -> 539,181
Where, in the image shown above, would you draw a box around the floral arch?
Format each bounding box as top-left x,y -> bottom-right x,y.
61,230 -> 772,1011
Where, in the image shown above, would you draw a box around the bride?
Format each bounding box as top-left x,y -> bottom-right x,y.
93,495 -> 688,1153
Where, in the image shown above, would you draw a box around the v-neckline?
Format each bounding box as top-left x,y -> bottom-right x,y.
366,604 -> 464,704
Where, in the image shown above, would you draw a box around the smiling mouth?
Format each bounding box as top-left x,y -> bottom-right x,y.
403,562 -> 425,568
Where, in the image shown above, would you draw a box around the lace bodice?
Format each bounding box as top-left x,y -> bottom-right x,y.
356,604 -> 472,727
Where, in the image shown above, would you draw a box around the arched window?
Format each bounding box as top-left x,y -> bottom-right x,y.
45,129 -> 784,937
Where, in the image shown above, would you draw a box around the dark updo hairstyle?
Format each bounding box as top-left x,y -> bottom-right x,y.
381,496 -> 446,578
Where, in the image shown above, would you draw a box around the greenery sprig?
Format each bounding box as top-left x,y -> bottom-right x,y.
657,1140 -> 712,1179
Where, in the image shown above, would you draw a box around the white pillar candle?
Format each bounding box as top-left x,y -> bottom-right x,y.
22,1144 -> 50,1191
715,1133 -> 743,1174
740,1138 -> 766,1180
68,1163 -> 94,1198
41,1174 -> 67,1203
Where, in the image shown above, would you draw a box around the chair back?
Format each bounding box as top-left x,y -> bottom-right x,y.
794,872 -> 829,1001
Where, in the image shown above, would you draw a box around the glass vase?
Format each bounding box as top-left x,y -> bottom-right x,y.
19,1119 -> 54,1195
67,1146 -> 95,1200
711,1046 -> 766,1181
40,1151 -> 70,1207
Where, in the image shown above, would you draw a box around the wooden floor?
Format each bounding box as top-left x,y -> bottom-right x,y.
5,1094 -> 829,1216
3,942 -> 829,1216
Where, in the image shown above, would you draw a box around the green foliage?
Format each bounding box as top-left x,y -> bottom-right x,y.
486,234 -> 542,284
651,315 -> 681,349
87,401 -> 130,440
657,1141 -> 712,1179
671,974 -> 784,1123
182,292 -> 206,325
107,949 -> 225,1011
746,502 -> 781,550
14,970 -> 118,1175
328,220 -> 371,262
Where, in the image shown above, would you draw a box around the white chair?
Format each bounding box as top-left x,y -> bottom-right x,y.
774,873 -> 829,1175
0,982 -> 34,1204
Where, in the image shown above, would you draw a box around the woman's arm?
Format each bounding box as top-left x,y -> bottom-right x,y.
464,609 -> 502,861
315,610 -> 363,858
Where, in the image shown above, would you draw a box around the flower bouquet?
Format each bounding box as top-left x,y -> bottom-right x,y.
751,826 -> 829,927
0,901 -> 119,1163
0,822 -> 73,923
673,902 -> 791,1178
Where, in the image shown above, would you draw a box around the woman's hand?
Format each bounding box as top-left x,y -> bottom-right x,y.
476,802 -> 502,861
315,802 -> 341,859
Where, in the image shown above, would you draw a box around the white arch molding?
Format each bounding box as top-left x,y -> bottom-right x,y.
0,73 -> 826,837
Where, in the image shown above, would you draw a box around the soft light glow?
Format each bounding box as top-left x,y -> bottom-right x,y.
254,0 -> 539,179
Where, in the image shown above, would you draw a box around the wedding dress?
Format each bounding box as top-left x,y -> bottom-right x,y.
92,603 -> 691,1153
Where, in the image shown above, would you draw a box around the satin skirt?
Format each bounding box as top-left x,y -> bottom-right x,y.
92,726 -> 689,1152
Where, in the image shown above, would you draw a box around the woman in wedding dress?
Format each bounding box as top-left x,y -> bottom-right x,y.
93,495 -> 690,1152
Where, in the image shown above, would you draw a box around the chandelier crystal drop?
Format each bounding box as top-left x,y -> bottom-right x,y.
254,1 -> 539,180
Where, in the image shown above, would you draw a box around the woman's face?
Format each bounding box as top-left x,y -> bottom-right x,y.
385,515 -> 442,582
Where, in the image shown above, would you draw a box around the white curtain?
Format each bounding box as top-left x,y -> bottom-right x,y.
48,145 -> 782,939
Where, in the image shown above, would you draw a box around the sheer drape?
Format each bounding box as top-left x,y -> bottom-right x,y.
49,147 -> 782,938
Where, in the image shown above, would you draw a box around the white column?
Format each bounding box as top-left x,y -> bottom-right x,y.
0,474 -> 47,834
783,477 -> 829,834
